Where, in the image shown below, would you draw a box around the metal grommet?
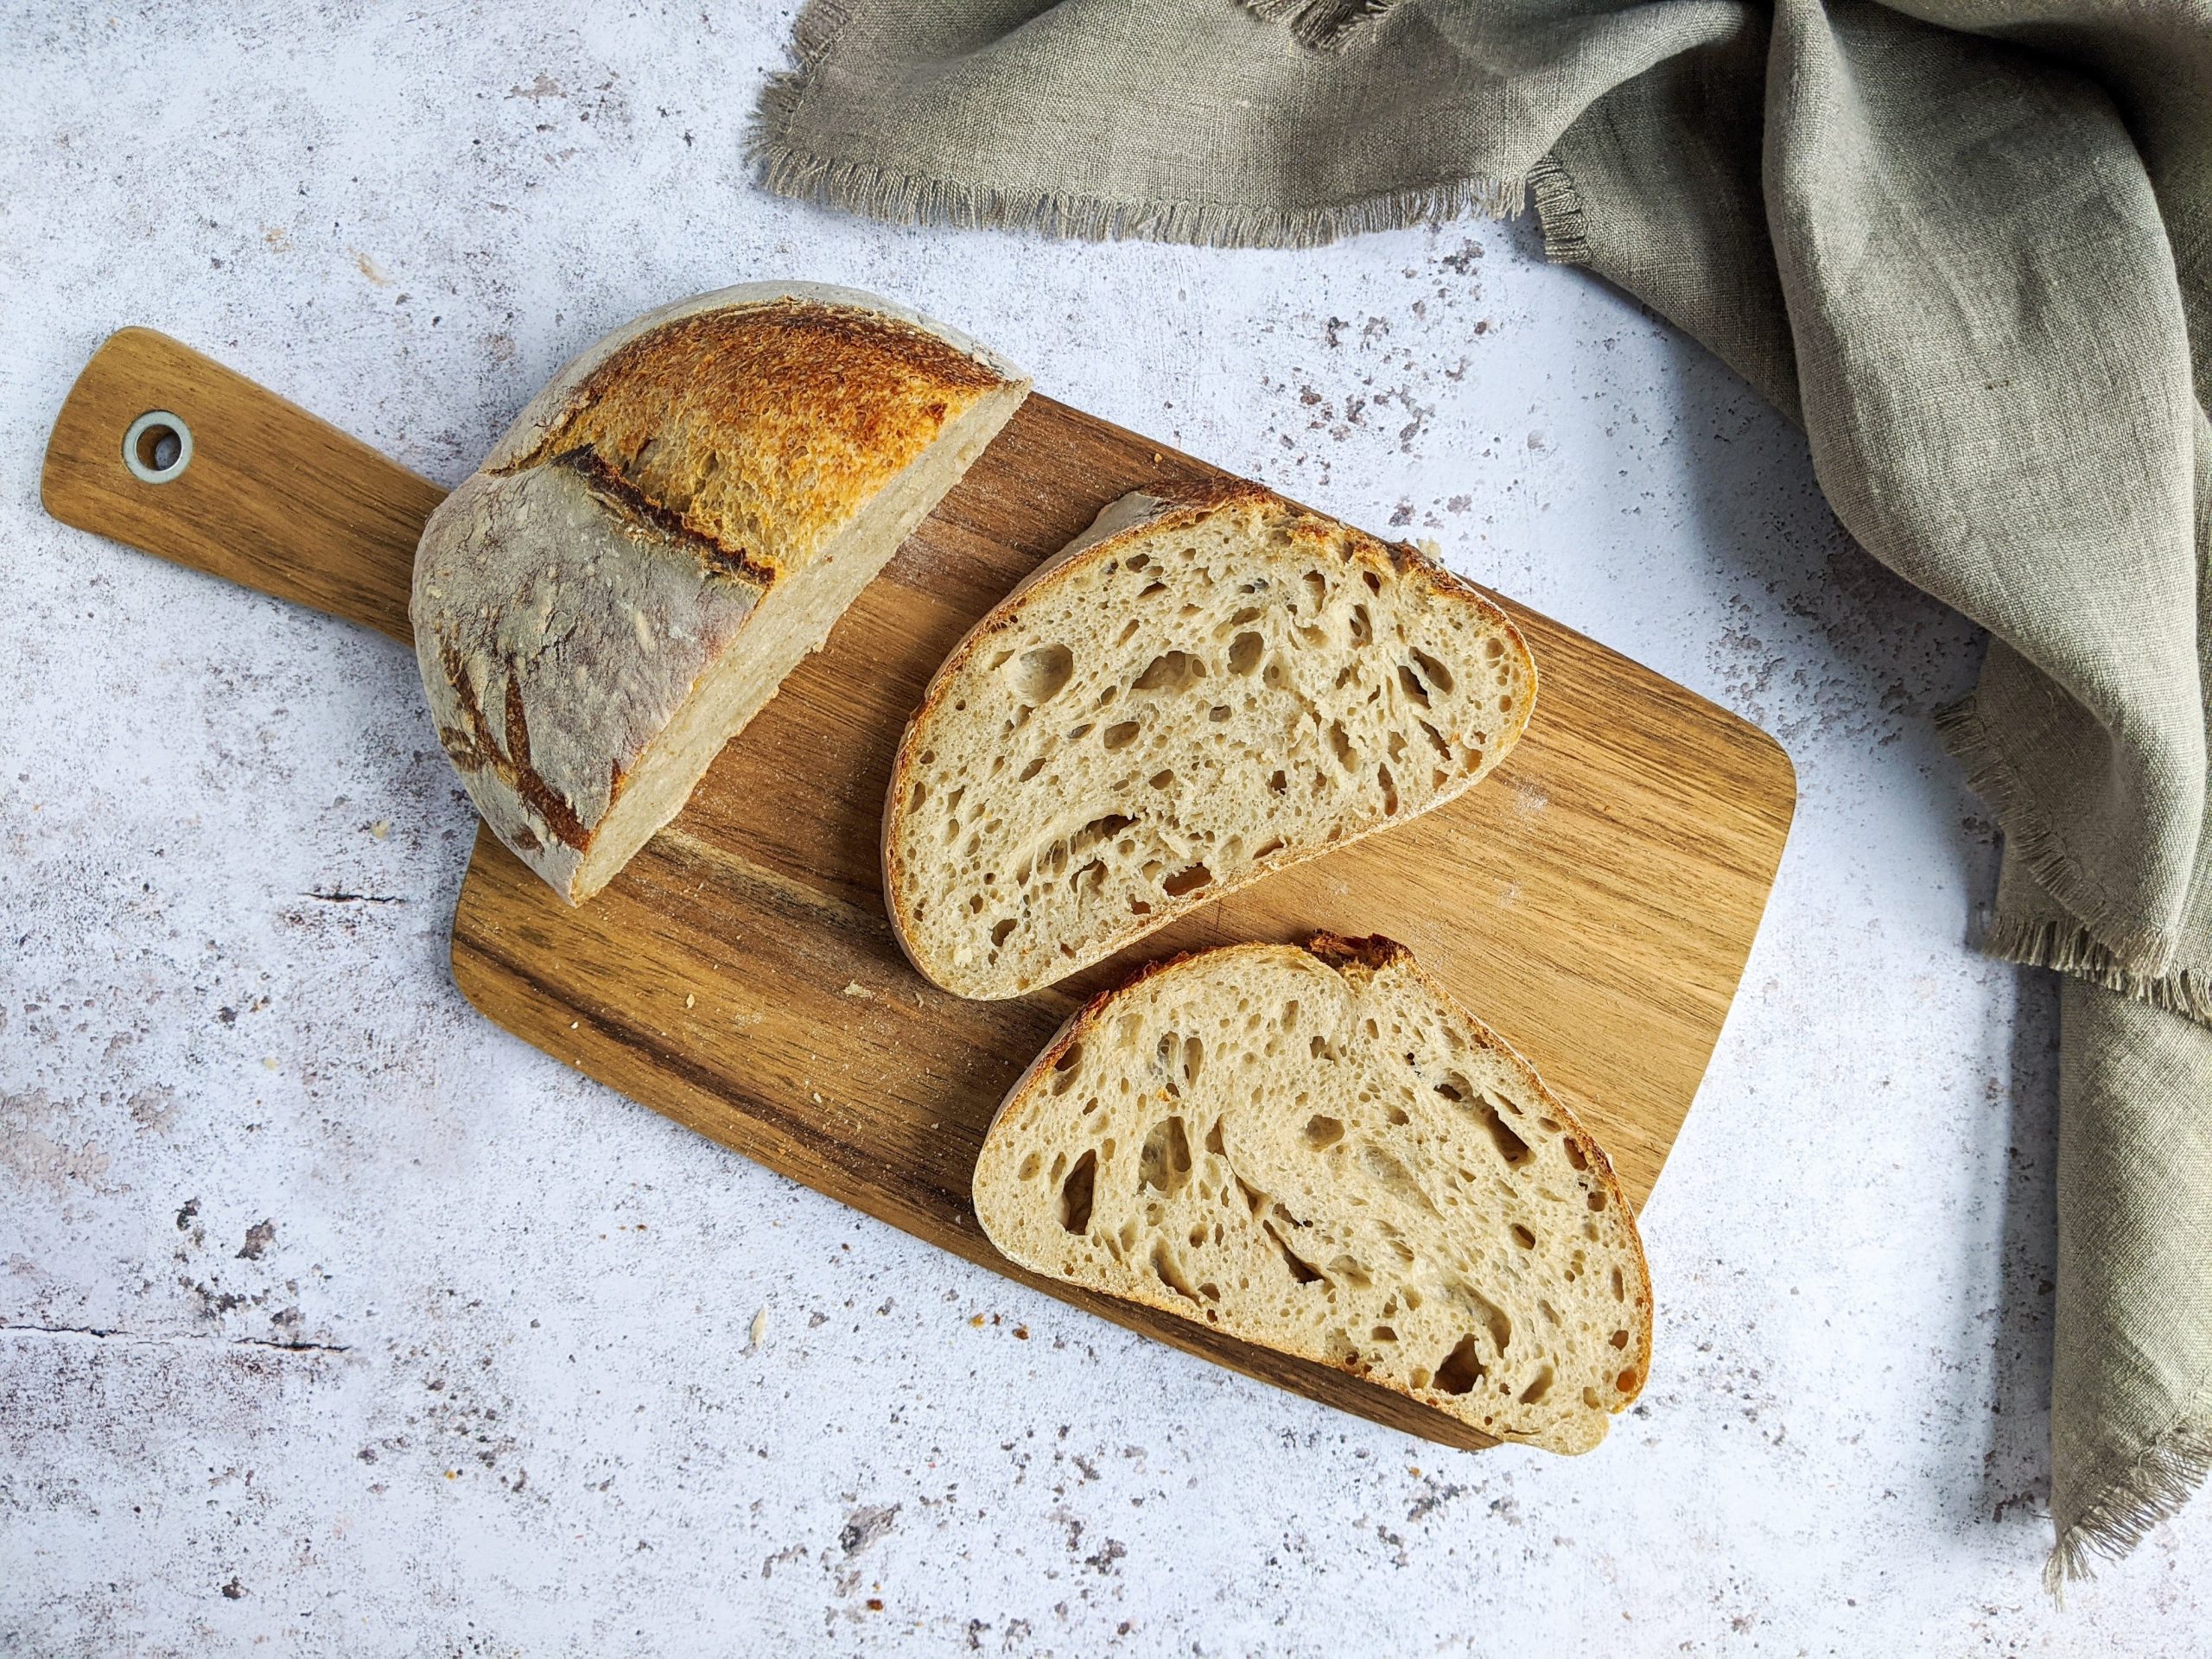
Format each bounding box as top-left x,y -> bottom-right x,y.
123,410 -> 193,484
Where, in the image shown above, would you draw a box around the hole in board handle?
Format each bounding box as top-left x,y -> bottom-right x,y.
122,410 -> 192,484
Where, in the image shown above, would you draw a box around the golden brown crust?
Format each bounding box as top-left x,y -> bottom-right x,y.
417,286 -> 1028,906
1302,930 -> 1415,975
510,298 -> 1009,580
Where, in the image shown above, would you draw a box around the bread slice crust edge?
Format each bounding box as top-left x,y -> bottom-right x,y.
972,932 -> 1653,1455
881,480 -> 1536,996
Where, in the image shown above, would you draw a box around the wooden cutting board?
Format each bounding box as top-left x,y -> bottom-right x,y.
41,326 -> 1794,1451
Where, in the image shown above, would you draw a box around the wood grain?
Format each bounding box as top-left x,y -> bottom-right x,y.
41,327 -> 1795,1450
41,328 -> 441,640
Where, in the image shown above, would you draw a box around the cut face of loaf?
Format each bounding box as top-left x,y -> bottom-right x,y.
973,935 -> 1652,1454
883,481 -> 1534,998
413,282 -> 1030,904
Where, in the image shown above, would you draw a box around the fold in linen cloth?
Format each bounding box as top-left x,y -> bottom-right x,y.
750,0 -> 2212,1585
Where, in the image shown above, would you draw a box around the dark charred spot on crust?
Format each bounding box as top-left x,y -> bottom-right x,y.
434,642 -> 592,852
1305,931 -> 1412,974
550,447 -> 780,586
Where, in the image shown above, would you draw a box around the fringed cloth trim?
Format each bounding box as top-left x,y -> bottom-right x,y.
1528,153 -> 1590,268
751,0 -> 1522,248
2049,1390 -> 2212,1599
1935,696 -> 2184,989
750,143 -> 1523,251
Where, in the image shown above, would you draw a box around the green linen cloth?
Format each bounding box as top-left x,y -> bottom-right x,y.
751,0 -> 2212,1585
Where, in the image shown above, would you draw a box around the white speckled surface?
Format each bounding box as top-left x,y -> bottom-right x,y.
3,6 -> 2204,1654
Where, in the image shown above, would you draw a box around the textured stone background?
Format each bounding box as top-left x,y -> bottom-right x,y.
3,4 -> 2203,1654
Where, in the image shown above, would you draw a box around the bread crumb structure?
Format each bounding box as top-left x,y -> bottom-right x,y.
973,934 -> 1649,1454
885,482 -> 1534,998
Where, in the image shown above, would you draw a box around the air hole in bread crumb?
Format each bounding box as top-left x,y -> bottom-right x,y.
990,918 -> 1017,948
1018,1153 -> 1040,1181
1018,756 -> 1046,782
1433,1335 -> 1487,1395
1561,1137 -> 1588,1172
1302,570 -> 1327,609
1350,604 -> 1373,645
1396,664 -> 1432,709
1208,705 -> 1230,722
1362,569 -> 1382,594
1465,1094 -> 1532,1169
1587,1189 -> 1608,1211
1162,864 -> 1212,897
1262,1221 -> 1324,1285
1611,1267 -> 1627,1301
1137,580 -> 1167,600
1386,1104 -> 1410,1126
1616,1369 -> 1639,1393
1150,1241 -> 1199,1301
1518,1363 -> 1555,1405
1135,650 -> 1201,693
1378,764 -> 1399,815
1328,721 -> 1357,771
1511,1224 -> 1537,1249
1058,1151 -> 1096,1233
1148,769 -> 1174,790
1204,1118 -> 1225,1155
1228,632 -> 1264,675
1610,1329 -> 1630,1349
1372,1325 -> 1397,1342
1302,1116 -> 1344,1151
1101,721 -> 1141,752
1139,1115 -> 1193,1197
1267,769 -> 1287,794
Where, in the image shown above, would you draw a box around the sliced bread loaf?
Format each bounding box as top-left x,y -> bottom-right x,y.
883,481 -> 1534,997
414,282 -> 1030,904
972,934 -> 1650,1454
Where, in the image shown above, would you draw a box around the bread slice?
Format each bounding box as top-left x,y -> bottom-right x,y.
972,934 -> 1650,1454
413,282 -> 1030,904
882,481 -> 1535,998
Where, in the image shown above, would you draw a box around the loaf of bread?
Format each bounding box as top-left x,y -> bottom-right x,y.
412,282 -> 1030,903
972,934 -> 1650,1453
882,480 -> 1535,998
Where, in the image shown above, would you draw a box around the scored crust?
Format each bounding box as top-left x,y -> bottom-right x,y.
414,283 -> 1029,903
881,479 -> 1536,997
973,933 -> 1654,1454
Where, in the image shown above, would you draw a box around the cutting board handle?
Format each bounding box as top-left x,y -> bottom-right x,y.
39,327 -> 445,644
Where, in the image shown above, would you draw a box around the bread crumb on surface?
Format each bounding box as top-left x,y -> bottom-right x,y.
748,1306 -> 767,1350
684,993 -> 696,1008
841,981 -> 873,999
368,819 -> 391,840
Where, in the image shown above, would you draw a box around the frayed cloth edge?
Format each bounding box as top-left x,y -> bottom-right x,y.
1528,152 -> 1590,268
747,143 -> 1525,250
1935,696 -> 2180,982
2048,1393 -> 2212,1599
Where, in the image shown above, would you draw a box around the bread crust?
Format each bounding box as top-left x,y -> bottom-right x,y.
975,934 -> 1653,1452
881,480 -> 1536,995
415,283 -> 1027,903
